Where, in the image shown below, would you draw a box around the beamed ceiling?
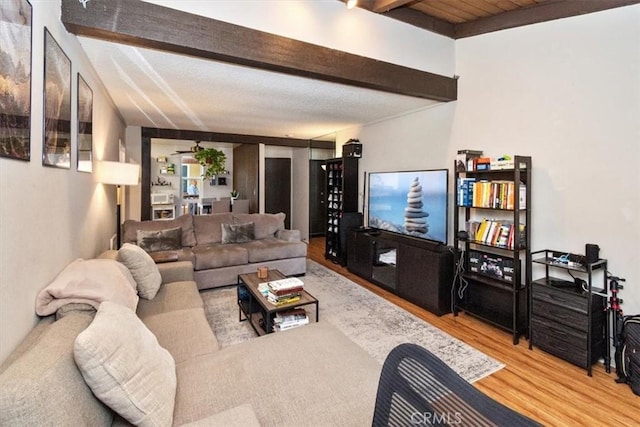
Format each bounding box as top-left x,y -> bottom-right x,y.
353,0 -> 640,39
61,0 -> 637,143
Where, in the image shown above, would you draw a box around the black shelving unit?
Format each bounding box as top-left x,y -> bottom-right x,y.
324,157 -> 360,265
453,155 -> 532,344
529,249 -> 609,376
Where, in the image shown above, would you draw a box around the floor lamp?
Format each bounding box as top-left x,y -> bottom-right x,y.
96,160 -> 140,249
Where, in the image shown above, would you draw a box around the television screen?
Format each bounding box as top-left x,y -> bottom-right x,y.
367,169 -> 448,244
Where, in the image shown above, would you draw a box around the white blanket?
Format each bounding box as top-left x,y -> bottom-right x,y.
36,258 -> 139,316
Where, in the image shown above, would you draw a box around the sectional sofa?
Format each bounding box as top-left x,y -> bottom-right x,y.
0,248 -> 382,426
122,212 -> 307,289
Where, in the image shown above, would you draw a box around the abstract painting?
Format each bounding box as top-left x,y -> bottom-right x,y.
77,73 -> 93,172
43,28 -> 71,169
0,0 -> 32,161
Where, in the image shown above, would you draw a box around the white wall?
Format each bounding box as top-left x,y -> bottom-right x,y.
343,6 -> 640,314
0,0 -> 126,362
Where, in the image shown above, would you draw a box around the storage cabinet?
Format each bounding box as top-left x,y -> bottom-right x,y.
347,229 -> 454,316
151,204 -> 176,220
529,249 -> 609,376
325,157 -> 360,265
453,155 -> 532,344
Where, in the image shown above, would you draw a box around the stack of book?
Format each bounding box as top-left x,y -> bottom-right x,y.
273,308 -> 309,332
265,277 -> 305,306
457,178 -> 526,210
465,219 -> 526,249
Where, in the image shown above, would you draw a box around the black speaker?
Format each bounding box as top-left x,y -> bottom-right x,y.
342,143 -> 362,158
585,243 -> 600,264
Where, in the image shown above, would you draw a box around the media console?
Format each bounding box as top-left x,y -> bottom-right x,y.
347,229 -> 454,316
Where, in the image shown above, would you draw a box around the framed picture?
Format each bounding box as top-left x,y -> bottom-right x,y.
77,73 -> 93,172
43,28 -> 71,169
0,0 -> 32,161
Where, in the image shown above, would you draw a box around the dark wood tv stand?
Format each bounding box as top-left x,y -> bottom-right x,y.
347,229 -> 454,316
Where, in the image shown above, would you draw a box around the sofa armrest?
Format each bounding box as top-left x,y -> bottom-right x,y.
97,250 -> 117,260
276,229 -> 301,242
157,261 -> 194,284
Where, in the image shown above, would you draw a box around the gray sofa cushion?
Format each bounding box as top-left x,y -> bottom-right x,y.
123,214 -> 197,247
221,222 -> 255,244
142,308 -> 220,364
232,213 -> 285,240
136,227 -> 182,252
136,281 -> 203,320
192,244 -> 249,270
244,238 -> 308,263
171,321 -> 381,426
193,213 -> 234,245
0,312 -> 114,426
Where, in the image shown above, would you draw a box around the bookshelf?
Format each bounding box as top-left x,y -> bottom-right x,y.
324,157 -> 360,265
453,155 -> 532,344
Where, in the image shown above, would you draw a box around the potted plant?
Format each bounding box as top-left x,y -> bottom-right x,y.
194,148 -> 226,180
230,190 -> 239,199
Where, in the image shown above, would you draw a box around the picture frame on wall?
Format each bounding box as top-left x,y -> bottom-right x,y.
43,27 -> 72,169
77,73 -> 93,172
0,0 -> 33,161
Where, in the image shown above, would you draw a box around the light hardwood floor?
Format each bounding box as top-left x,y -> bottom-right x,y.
307,237 -> 639,426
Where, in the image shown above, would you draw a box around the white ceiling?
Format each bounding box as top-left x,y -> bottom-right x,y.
78,37 -> 440,141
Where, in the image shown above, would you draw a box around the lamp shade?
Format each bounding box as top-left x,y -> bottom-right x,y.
95,161 -> 140,186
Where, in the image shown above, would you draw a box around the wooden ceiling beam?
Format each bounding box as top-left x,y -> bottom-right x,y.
141,128 -> 335,150
61,0 -> 456,102
455,0 -> 640,39
372,0 -> 416,13
382,6 -> 456,38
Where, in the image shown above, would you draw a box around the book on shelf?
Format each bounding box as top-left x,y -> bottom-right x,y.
460,180 -> 525,210
456,150 -> 483,172
468,219 -> 525,249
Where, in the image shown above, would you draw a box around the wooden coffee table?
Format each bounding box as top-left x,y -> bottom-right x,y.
237,270 -> 319,336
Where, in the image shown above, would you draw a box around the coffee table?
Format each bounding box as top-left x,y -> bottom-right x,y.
237,270 -> 319,336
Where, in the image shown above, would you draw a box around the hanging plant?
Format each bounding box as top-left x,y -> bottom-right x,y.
194,148 -> 226,179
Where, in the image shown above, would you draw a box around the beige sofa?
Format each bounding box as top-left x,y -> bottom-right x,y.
0,257 -> 382,426
123,213 -> 307,290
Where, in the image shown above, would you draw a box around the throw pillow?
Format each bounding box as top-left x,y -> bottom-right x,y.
74,301 -> 176,427
117,243 -> 162,300
136,227 -> 182,253
221,222 -> 255,244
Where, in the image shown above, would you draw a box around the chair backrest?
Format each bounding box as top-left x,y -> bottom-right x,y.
232,199 -> 249,214
212,200 -> 230,213
200,198 -> 214,214
372,343 -> 540,427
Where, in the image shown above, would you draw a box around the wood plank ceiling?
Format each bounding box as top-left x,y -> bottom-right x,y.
354,0 -> 640,39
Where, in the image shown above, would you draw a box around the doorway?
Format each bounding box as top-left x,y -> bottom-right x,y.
265,158 -> 291,229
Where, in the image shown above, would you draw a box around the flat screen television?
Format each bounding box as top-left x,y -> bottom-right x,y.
367,169 -> 448,244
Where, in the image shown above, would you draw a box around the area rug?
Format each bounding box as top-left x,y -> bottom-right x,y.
200,259 -> 505,383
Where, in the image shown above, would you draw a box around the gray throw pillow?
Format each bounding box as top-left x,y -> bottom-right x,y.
136,227 -> 182,252
221,222 -> 255,244
74,302 -> 176,426
117,243 -> 162,300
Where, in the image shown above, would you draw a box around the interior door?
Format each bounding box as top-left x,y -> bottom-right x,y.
309,159 -> 326,236
233,144 -> 259,213
265,158 -> 291,229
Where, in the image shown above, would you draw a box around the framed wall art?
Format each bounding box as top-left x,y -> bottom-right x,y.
43,27 -> 71,169
0,0 -> 33,161
77,73 -> 93,172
